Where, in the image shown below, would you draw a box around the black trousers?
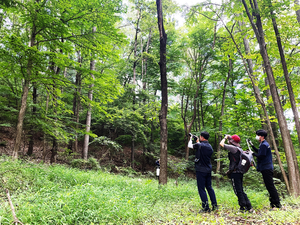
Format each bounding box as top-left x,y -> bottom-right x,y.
230,173 -> 252,210
196,171 -> 217,210
261,169 -> 281,207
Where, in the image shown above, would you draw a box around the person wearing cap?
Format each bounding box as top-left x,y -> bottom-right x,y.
188,131 -> 218,213
220,134 -> 253,212
248,129 -> 281,209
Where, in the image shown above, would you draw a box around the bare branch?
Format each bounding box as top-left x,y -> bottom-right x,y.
6,189 -> 24,225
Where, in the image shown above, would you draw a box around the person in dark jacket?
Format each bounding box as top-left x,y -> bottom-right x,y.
220,134 -> 254,212
248,129 -> 281,209
188,131 -> 218,213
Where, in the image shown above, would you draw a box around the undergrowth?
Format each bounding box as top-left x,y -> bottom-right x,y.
0,156 -> 299,224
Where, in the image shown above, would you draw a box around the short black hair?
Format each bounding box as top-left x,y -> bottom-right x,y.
200,131 -> 209,140
256,129 -> 267,138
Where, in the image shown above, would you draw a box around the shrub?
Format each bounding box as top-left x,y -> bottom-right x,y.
115,135 -> 132,146
57,149 -> 80,163
167,158 -> 188,179
90,136 -> 122,160
70,157 -> 100,170
119,166 -> 139,176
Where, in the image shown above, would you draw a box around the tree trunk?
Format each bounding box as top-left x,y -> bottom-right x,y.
133,9 -> 141,85
27,84 -> 37,156
197,98 -> 201,132
13,79 -> 30,159
142,29 -> 152,153
156,0 -> 168,185
141,34 -> 143,84
82,28 -> 96,160
295,0 -> 300,24
200,93 -> 205,128
241,26 -> 267,131
241,0 -> 299,196
264,75 -> 278,148
216,55 -> 231,186
75,94 -> 80,153
0,13 -> 3,30
50,138 -> 58,164
43,91 -> 49,159
68,51 -> 82,153
131,135 -> 135,169
143,28 -> 152,92
131,13 -> 141,160
268,1 -> 300,184
182,95 -> 197,160
75,52 -> 82,153
50,67 -> 59,164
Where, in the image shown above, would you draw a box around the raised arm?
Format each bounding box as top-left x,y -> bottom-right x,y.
220,135 -> 229,147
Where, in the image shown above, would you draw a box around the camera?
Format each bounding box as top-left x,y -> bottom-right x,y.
189,133 -> 198,142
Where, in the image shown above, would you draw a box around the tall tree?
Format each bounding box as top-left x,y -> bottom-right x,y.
156,0 -> 168,185
215,56 -> 231,185
214,4 -> 292,195
180,23 -> 216,160
267,1 -> 300,180
12,0 -> 37,159
27,83 -> 37,156
241,0 -> 300,196
83,27 -> 96,160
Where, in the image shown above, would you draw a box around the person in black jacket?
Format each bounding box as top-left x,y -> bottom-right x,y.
220,134 -> 253,212
188,131 -> 218,213
248,129 -> 281,209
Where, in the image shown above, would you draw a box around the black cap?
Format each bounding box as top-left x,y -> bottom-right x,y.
256,129 -> 267,138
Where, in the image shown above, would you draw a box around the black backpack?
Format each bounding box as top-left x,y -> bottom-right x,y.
236,147 -> 255,174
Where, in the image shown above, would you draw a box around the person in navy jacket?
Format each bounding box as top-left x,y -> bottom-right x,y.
249,129 -> 281,209
188,131 -> 218,213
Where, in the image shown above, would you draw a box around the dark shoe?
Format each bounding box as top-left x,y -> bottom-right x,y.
239,206 -> 246,212
270,203 -> 282,209
247,208 -> 255,213
199,208 -> 211,213
212,205 -> 218,211
270,207 -> 279,211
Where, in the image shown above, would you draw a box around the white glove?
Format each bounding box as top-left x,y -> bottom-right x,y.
188,138 -> 193,149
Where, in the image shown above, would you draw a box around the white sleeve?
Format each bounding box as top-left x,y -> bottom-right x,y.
188,137 -> 194,149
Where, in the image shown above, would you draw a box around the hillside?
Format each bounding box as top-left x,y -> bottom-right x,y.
0,125 -> 193,181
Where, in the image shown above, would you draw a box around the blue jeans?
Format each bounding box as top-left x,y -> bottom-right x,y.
196,171 -> 217,210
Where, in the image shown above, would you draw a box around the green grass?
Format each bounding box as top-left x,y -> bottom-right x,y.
0,157 -> 299,224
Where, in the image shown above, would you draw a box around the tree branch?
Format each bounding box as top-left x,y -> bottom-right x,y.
6,189 -> 24,225
189,8 -> 219,22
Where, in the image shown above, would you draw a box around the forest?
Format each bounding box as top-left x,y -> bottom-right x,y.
1,0 -> 300,215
